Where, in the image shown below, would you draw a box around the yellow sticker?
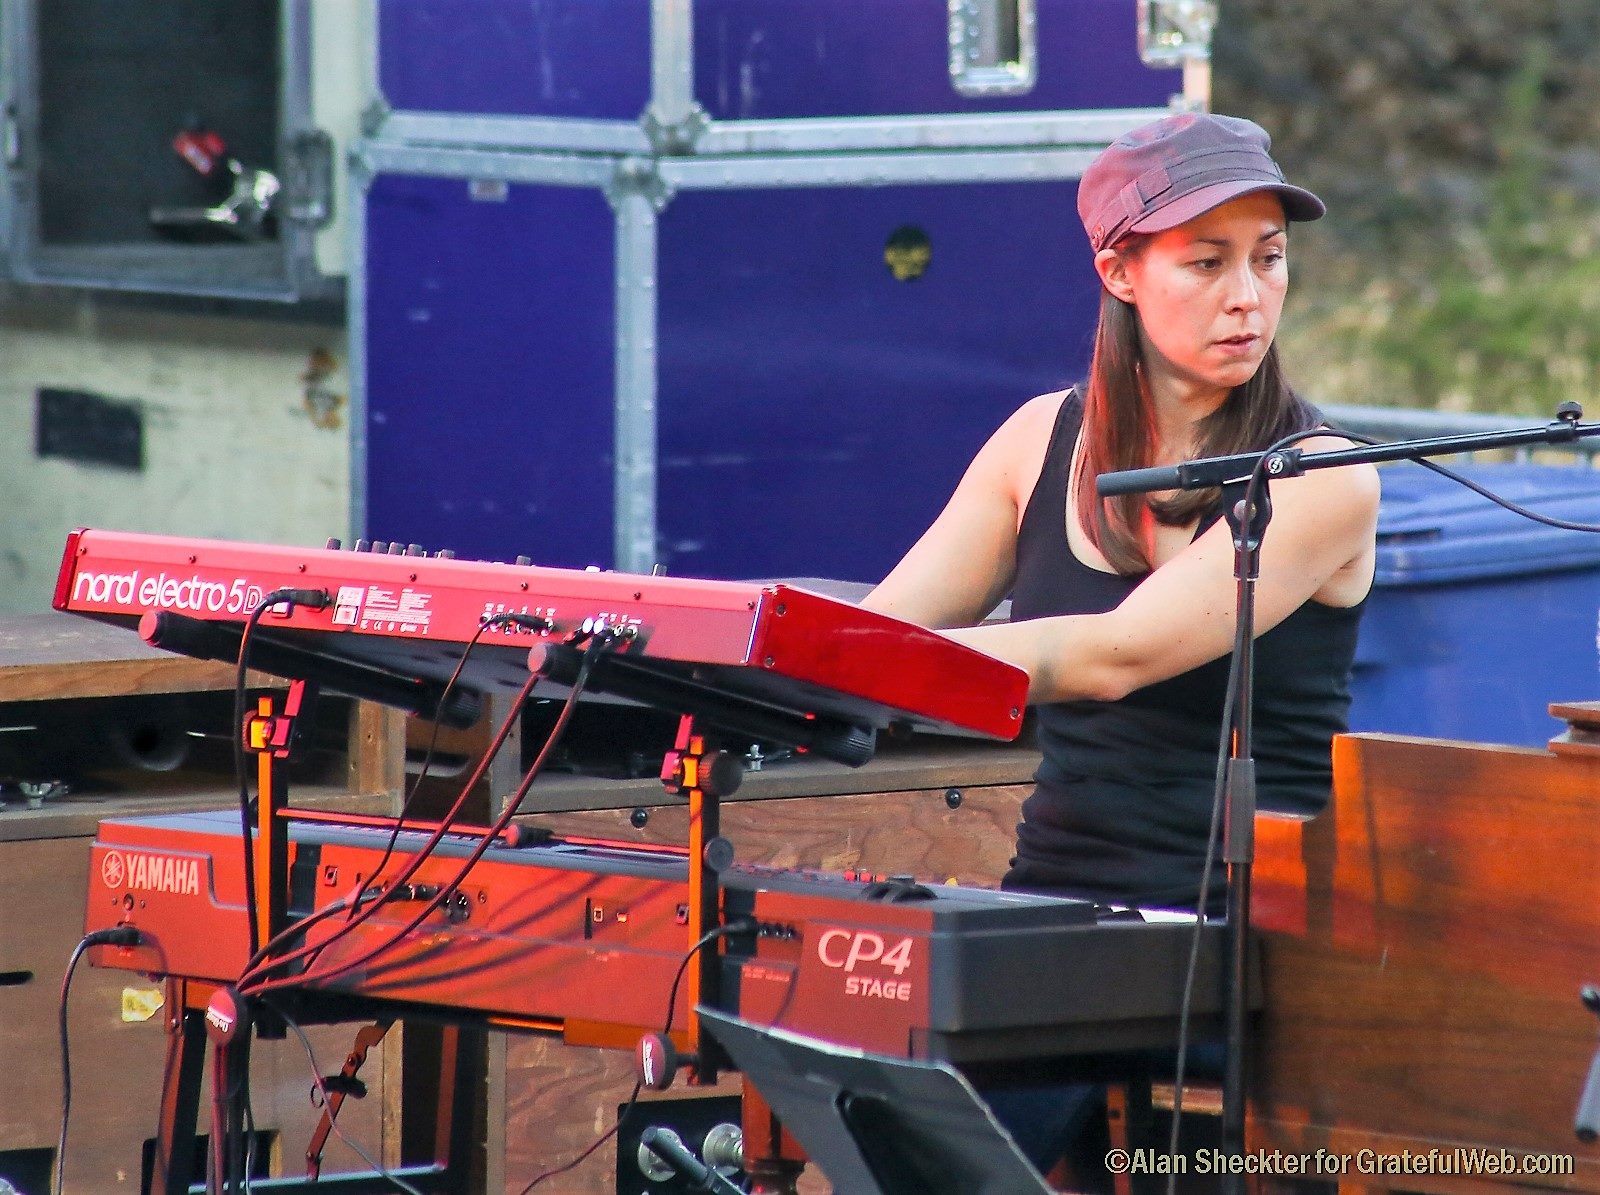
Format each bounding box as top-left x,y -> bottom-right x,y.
121,987 -> 164,1023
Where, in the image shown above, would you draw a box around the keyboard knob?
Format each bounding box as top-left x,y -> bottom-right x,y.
434,549 -> 456,559
407,544 -> 425,556
515,555 -> 532,566
354,539 -> 370,552
371,540 -> 388,554
388,542 -> 404,555
325,537 -> 343,550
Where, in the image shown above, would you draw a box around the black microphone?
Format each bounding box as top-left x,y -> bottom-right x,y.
1096,449 -> 1300,497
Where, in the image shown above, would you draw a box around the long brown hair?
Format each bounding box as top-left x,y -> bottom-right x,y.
1073,241 -> 1320,575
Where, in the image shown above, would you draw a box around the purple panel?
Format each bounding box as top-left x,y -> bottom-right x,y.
657,182 -> 1099,583
377,0 -> 650,119
694,0 -> 1181,119
364,176 -> 616,568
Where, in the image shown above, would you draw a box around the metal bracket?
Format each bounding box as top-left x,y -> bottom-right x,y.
604,156 -> 676,214
1138,0 -> 1218,65
642,103 -> 711,156
359,96 -> 393,140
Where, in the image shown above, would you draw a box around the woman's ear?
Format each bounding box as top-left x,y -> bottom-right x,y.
1094,247 -> 1137,305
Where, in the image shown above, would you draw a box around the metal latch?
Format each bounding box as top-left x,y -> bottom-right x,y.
948,0 -> 1038,97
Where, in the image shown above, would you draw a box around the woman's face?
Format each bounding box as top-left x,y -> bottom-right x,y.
1096,191 -> 1289,402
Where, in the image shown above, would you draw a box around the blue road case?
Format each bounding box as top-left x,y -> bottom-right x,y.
1349,463 -> 1600,747
377,0 -> 1186,121
363,172 -> 1106,579
356,1 -> 1196,577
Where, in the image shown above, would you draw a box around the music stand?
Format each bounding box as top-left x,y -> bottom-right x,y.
696,1008 -> 1051,1195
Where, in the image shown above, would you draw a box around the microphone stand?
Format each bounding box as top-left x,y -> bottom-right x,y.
1096,402 -> 1600,1191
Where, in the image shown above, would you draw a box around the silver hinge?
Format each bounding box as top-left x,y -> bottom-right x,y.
281,128 -> 335,227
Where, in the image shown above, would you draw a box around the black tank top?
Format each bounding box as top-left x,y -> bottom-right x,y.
1003,391 -> 1365,912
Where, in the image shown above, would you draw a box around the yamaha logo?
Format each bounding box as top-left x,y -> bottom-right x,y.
101,850 -> 127,889
100,848 -> 201,896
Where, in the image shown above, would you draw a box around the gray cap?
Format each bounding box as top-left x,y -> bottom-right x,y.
1078,112 -> 1325,252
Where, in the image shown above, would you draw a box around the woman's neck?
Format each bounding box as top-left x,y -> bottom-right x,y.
1140,361 -> 1229,464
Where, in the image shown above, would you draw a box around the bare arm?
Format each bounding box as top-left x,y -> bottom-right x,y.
942,438 -> 1380,703
861,394 -> 1063,628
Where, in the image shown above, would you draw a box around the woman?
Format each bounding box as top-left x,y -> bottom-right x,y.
864,111 -> 1379,916
861,107 -> 1378,1185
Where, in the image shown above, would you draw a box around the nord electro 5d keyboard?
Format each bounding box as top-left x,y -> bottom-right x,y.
54,528 -> 1028,751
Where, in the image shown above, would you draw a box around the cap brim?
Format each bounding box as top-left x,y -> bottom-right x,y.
1130,179 -> 1326,236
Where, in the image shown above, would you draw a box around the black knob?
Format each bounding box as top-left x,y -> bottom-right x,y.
515,555 -> 533,566
630,807 -> 650,829
703,752 -> 745,798
702,835 -> 736,874
325,537 -> 342,550
407,544 -> 425,556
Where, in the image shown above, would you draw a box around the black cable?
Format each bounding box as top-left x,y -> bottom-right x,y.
56,927 -> 140,1195
519,918 -> 755,1193
1166,423 -> 1371,1190
1165,640 -> 1240,1187
226,588 -> 331,1191
261,997 -> 426,1195
237,670 -> 538,993
232,588 -> 333,959
242,1087 -> 258,1194
354,611 -> 542,921
244,633 -> 607,998
1410,454 -> 1600,532
233,601 -> 273,960
1291,421 -> 1600,533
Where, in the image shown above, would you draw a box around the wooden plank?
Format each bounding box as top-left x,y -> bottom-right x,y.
0,782 -> 397,844
0,612 -> 268,700
1551,700 -> 1600,760
347,701 -> 404,807
505,737 -> 1041,814
1250,732 -> 1600,1190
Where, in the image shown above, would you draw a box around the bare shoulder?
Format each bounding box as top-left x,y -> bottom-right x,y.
1294,431 -> 1382,506
1004,389 -> 1074,440
963,389 -> 1074,511
1270,430 -> 1381,560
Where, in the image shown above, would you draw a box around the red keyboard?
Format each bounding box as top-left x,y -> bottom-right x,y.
55,529 -> 1027,744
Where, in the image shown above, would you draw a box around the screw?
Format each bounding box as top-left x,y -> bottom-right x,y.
944,788 -> 963,809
